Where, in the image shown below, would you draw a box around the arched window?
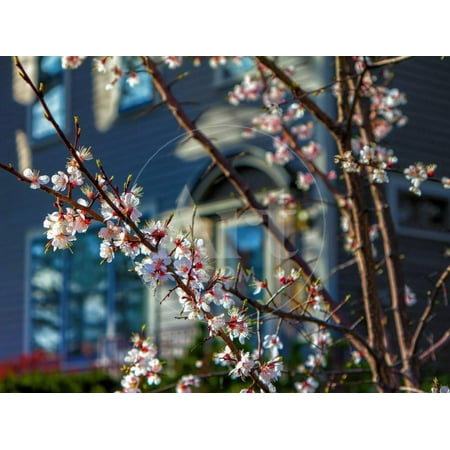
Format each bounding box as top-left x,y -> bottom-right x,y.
149,149 -> 301,356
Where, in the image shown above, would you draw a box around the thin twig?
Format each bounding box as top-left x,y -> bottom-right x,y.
411,265 -> 450,357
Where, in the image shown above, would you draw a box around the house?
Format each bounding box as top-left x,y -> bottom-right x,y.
0,56 -> 449,375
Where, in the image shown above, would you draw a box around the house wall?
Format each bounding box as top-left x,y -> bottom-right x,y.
1,56 -> 448,374
0,56 -> 325,363
334,57 -> 450,372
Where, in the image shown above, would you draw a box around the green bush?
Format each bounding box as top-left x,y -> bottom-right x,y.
0,370 -> 119,393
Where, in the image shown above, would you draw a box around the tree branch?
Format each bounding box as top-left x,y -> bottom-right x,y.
0,161 -> 104,222
141,57 -> 337,302
13,57 -> 159,255
411,265 -> 450,358
367,56 -> 413,69
255,56 -> 342,139
418,329 -> 450,364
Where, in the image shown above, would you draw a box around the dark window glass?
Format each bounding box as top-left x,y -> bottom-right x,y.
31,56 -> 66,140
29,229 -> 146,363
221,222 -> 264,300
222,57 -> 254,79
398,191 -> 449,232
119,57 -> 153,112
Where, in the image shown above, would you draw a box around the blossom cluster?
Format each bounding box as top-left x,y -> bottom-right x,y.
336,140 -> 399,185
214,333 -> 284,392
37,56 -> 449,394
176,374 -> 200,393
119,333 -> 162,392
346,57 -> 408,141
294,327 -> 332,393
403,162 -> 436,196
24,141 -> 292,391
23,147 -> 94,251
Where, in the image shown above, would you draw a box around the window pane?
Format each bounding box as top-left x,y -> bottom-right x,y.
40,56 -> 63,78
223,57 -> 254,79
29,229 -> 147,363
67,292 -> 107,360
119,57 -> 153,111
66,232 -> 107,360
69,232 -> 107,291
398,191 -> 449,232
115,253 -> 146,337
30,239 -> 63,353
223,223 -> 264,299
31,84 -> 65,140
115,287 -> 146,336
31,57 -> 65,140
224,225 -> 264,277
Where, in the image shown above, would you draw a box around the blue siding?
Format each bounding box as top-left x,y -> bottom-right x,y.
1,56 -> 450,367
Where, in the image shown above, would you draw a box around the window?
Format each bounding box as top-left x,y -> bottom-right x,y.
30,56 -> 66,141
28,228 -> 147,366
118,56 -> 154,112
222,57 -> 254,79
217,217 -> 266,299
398,191 -> 449,232
389,175 -> 450,242
213,56 -> 255,87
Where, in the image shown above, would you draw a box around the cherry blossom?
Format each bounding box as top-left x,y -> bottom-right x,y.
301,141 -> 321,160
267,136 -> 293,165
276,267 -> 301,285
252,112 -> 283,134
120,373 -> 141,393
99,241 -> 115,263
98,221 -> 125,247
61,56 -> 86,70
442,176 -> 450,189
304,352 -> 327,369
51,171 -> 69,192
311,328 -> 332,348
207,314 -> 226,336
291,121 -> 313,140
126,72 -> 140,87
209,56 -> 227,68
229,351 -> 255,380
119,334 -> 162,392
263,334 -> 284,357
252,279 -> 268,295
283,103 -> 305,123
336,151 -> 360,174
307,283 -> 325,311
295,377 -> 319,393
228,74 -> 264,105
23,168 -> 49,190
227,307 -> 250,344
258,356 -> 283,392
351,350 -> 363,365
296,172 -> 315,191
93,57 -> 110,73
162,56 -> 183,69
43,208 -> 90,251
213,345 -> 235,367
403,162 -> 428,196
176,374 -> 200,393
135,249 -> 174,285
405,285 -> 417,306
119,191 -> 143,223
